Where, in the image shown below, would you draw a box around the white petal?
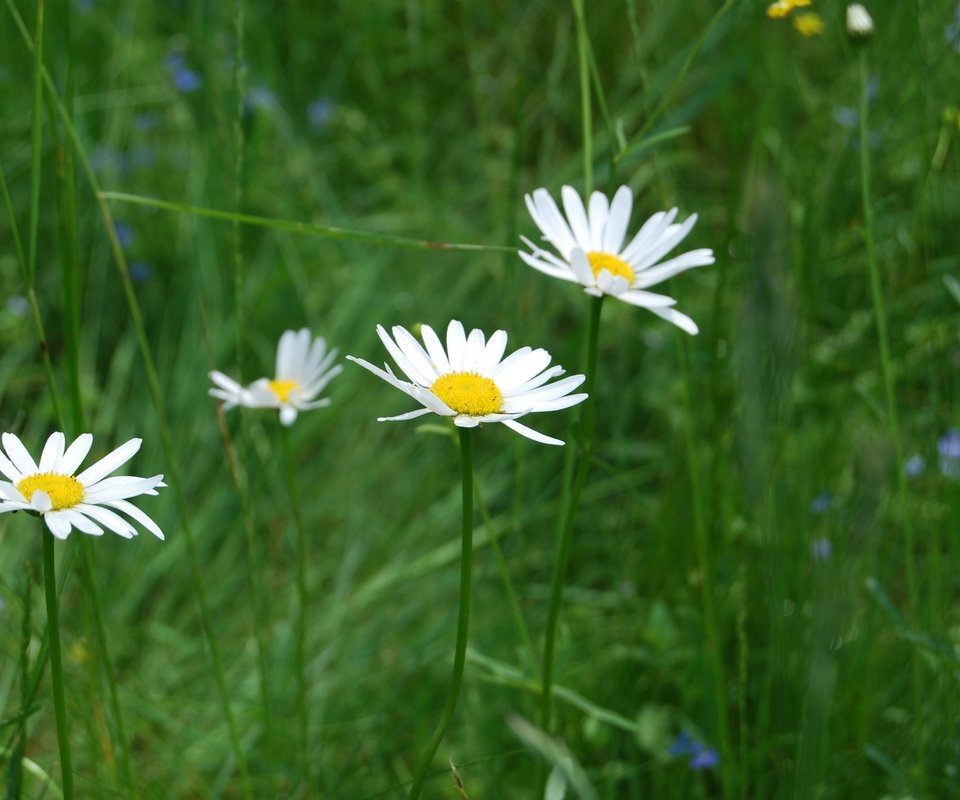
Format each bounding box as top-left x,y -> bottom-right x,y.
518,249 -> 580,283
621,208 -> 677,264
392,326 -> 441,383
44,512 -> 73,539
83,475 -> 165,503
480,330 -> 509,374
509,393 -> 588,412
496,349 -> 553,391
74,503 -> 137,538
529,189 -> 577,257
0,448 -> 23,482
38,432 -> 66,472
59,433 -> 94,475
419,324 -> 451,373
617,289 -> 679,309
32,490 -> 53,513
632,249 -> 715,288
587,191 -> 609,250
633,214 -> 698,272
462,328 -> 487,372
280,406 -> 298,426
569,248 -> 596,288
500,418 -> 565,446
509,364 -> 567,395
603,186 -> 633,254
59,509 -> 104,536
378,325 -> 432,386
377,408 -> 435,422
0,482 -> 24,501
75,438 -> 142,486
2,433 -> 38,475
647,305 -> 700,335
445,320 -> 467,372
561,186 -> 592,250
106,499 -> 164,540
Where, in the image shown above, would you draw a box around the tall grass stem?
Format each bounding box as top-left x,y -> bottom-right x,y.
540,295 -> 603,734
280,425 -> 312,789
41,527 -> 74,800
406,427 -> 475,800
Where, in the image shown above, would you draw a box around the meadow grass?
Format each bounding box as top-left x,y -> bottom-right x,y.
1,0 -> 959,798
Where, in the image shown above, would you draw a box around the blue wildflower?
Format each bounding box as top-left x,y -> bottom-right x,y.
670,730 -> 718,771
6,295 -> 29,317
832,106 -> 858,128
113,221 -> 133,248
904,454 -> 926,478
811,538 -> 832,560
167,51 -> 201,93
134,113 -> 157,132
308,97 -> 335,129
810,492 -> 833,514
689,747 -> 719,771
939,429 -> 960,479
129,262 -> 153,283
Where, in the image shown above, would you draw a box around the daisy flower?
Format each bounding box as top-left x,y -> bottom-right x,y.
347,320 -> 587,446
520,185 -> 714,334
209,328 -> 342,426
0,432 -> 165,540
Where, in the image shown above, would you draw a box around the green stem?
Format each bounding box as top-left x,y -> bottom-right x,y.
540,295 -> 603,735
571,0 -> 592,194
857,46 -> 921,786
27,0 -> 44,284
281,425 -> 311,789
42,527 -> 74,800
407,428 -> 475,800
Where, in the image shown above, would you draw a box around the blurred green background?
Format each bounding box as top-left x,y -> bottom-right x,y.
1,0 -> 959,797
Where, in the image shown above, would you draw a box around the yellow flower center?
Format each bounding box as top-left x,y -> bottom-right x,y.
16,473 -> 84,510
586,251 -> 635,284
268,379 -> 299,403
431,372 -> 503,416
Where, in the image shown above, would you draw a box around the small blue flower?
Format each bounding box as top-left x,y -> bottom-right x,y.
670,730 -> 718,771
810,492 -> 833,514
113,221 -> 133,248
129,262 -> 153,283
669,730 -> 695,756
172,66 -> 201,93
832,106 -> 858,128
134,113 -> 157,132
689,747 -> 719,771
904,454 -> 926,478
6,295 -> 29,317
307,97 -> 334,129
939,429 -> 960,478
811,538 -> 832,560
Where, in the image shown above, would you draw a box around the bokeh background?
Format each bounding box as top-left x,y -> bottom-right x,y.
1,0 -> 959,797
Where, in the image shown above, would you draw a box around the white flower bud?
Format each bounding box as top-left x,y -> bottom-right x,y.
846,4 -> 874,41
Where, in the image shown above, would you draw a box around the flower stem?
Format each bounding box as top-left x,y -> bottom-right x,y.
280,425 -> 312,789
540,295 -> 603,735
571,0 -> 592,195
41,527 -> 74,800
407,427 -> 475,800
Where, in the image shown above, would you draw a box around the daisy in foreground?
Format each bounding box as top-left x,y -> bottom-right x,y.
0,432 -> 165,539
520,185 -> 714,334
209,328 -> 342,426
347,320 -> 587,445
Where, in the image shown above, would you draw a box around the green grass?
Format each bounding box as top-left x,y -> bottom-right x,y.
2,0 -> 960,797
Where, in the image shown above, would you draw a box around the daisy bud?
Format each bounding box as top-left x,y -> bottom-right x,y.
846,4 -> 874,42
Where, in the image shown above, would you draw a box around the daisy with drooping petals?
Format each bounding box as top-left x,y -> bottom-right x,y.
0,432 -> 165,540
209,328 -> 342,426
520,185 -> 714,334
347,320 -> 587,446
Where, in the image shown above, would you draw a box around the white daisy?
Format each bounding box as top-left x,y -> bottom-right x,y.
519,185 -> 714,334
0,432 -> 165,540
209,328 -> 343,426
347,320 -> 587,446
